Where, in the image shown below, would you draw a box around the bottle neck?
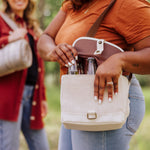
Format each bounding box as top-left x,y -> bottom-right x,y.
87,58 -> 95,74
68,61 -> 78,74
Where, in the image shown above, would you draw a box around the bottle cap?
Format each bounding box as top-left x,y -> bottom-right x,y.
87,57 -> 95,60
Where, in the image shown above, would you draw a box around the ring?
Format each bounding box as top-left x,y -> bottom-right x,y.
107,81 -> 113,85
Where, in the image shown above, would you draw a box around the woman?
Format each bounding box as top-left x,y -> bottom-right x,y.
0,0 -> 49,150
38,0 -> 150,149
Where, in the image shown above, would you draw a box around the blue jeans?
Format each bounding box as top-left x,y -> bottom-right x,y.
0,85 -> 50,150
58,75 -> 145,150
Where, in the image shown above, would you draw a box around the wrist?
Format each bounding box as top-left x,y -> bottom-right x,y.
8,35 -> 13,43
113,52 -> 126,71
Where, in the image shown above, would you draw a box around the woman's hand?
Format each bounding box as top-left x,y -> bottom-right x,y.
41,101 -> 48,118
37,10 -> 78,64
94,53 -> 124,104
47,43 -> 78,67
94,36 -> 150,104
8,28 -> 27,43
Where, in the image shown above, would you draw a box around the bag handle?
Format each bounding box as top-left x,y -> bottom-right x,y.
0,12 -> 18,31
86,0 -> 116,37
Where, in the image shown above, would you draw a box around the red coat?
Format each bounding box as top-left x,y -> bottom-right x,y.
0,15 -> 46,129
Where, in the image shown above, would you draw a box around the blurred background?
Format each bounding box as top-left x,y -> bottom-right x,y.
1,0 -> 150,150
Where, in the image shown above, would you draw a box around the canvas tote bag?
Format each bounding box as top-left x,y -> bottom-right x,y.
60,0 -> 130,131
0,13 -> 32,77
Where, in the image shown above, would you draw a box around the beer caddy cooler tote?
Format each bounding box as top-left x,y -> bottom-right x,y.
60,0 -> 130,131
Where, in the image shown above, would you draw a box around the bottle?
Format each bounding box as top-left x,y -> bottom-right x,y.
78,60 -> 84,74
87,57 -> 96,74
68,60 -> 78,74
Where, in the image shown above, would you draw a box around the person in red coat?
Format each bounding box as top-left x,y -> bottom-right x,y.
0,0 -> 49,150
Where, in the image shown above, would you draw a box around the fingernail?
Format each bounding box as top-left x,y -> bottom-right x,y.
115,92 -> 118,96
98,99 -> 102,104
94,96 -> 98,101
65,64 -> 68,67
68,62 -> 72,66
108,98 -> 112,102
71,60 -> 75,64
75,56 -> 78,60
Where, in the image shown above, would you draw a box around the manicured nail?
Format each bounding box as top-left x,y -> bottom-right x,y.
65,64 -> 68,67
109,98 -> 112,102
71,60 -> 75,64
98,99 -> 102,104
68,62 -> 72,66
75,56 -> 78,60
94,96 -> 98,101
115,92 -> 118,96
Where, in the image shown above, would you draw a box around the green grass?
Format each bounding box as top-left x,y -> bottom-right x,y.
43,75 -> 61,150
142,87 -> 150,114
20,76 -> 150,150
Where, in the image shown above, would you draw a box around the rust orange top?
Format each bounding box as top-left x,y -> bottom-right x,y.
55,0 -> 150,76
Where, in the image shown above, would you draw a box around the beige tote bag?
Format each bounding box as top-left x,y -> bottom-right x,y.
61,74 -> 130,131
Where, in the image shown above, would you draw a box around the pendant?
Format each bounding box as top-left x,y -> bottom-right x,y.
84,9 -> 89,14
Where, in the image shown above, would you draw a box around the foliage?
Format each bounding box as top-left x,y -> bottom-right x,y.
136,75 -> 150,87
37,0 -> 62,29
36,0 -> 62,80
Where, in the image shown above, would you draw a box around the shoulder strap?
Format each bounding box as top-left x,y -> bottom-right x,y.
86,0 -> 116,37
0,12 -> 18,30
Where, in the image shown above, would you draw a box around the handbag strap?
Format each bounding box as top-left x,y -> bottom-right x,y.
86,0 -> 116,37
86,0 -> 132,81
0,12 -> 18,31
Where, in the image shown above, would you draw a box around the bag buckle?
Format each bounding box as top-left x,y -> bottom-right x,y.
87,111 -> 97,120
94,39 -> 104,55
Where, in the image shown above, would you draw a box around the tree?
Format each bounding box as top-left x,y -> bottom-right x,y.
37,0 -> 62,29
37,0 -> 62,85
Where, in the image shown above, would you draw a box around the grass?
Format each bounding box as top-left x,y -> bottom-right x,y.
129,87 -> 150,150
19,76 -> 150,150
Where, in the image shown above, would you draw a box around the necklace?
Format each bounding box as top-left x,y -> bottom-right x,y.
84,0 -> 99,14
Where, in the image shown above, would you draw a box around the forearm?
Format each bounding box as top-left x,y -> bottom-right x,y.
94,47 -> 150,101
37,33 -> 57,61
37,10 -> 67,62
120,47 -> 150,74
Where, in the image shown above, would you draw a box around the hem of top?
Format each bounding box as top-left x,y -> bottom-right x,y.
0,115 -> 18,122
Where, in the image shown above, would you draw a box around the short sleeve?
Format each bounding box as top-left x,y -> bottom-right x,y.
115,0 -> 150,44
60,1 -> 72,13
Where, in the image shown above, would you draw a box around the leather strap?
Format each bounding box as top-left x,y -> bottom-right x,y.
86,0 -> 116,37
0,12 -> 18,30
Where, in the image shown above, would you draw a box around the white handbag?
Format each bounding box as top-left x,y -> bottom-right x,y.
0,13 -> 32,77
61,75 -> 130,131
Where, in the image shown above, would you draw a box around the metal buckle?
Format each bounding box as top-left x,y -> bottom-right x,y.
87,112 -> 97,120
94,39 -> 104,55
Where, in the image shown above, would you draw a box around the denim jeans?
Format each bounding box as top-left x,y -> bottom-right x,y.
0,85 -> 50,150
58,75 -> 145,150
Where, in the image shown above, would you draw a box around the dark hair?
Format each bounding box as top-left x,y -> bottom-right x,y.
1,0 -> 42,35
63,0 -> 93,10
